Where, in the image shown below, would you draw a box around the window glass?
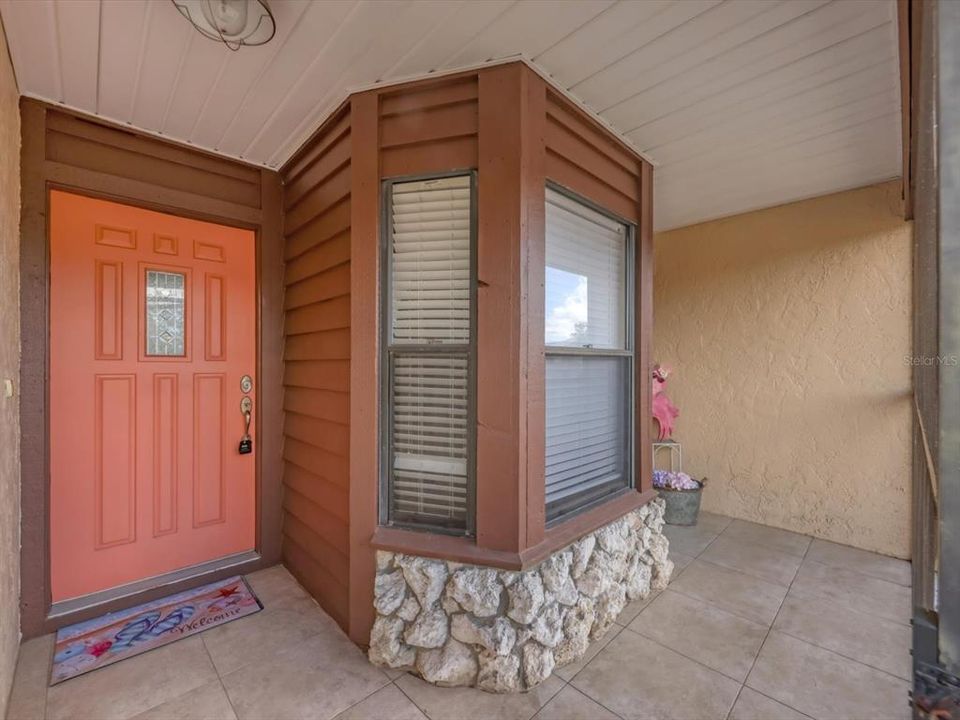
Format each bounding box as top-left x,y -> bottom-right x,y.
384,175 -> 474,532
391,176 -> 471,344
390,355 -> 469,527
145,270 -> 186,356
545,355 -> 629,516
544,188 -> 633,522
545,189 -> 626,349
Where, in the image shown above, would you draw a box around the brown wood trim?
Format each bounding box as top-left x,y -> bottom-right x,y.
371,528 -> 525,570
44,161 -> 263,226
544,89 -> 643,176
44,112 -> 261,185
371,490 -> 658,571
347,89 -> 381,646
257,169 -> 284,566
531,490 -> 656,567
19,98 -> 50,639
37,101 -> 266,175
637,161 -> 654,494
380,75 -> 479,117
18,98 -> 283,637
476,64 -> 526,554
521,67 -> 548,550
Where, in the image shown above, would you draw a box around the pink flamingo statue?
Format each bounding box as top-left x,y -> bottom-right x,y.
652,364 -> 680,441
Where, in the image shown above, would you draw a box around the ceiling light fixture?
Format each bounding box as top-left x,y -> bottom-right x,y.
172,0 -> 276,51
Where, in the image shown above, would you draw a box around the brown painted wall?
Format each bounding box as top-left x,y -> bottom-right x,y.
653,182 -> 911,558
280,63 -> 654,644
280,106 -> 354,630
19,101 -> 284,637
544,90 -> 643,225
0,21 -> 21,719
379,74 -> 478,176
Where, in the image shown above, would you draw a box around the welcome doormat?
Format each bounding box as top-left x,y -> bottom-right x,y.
51,575 -> 262,685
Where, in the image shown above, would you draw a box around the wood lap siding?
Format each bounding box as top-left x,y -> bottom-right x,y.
280,106 -> 353,631
544,90 -> 642,223
379,75 -> 479,177
42,110 -> 263,214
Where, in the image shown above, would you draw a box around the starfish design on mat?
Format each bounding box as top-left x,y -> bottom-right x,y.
217,586 -> 240,598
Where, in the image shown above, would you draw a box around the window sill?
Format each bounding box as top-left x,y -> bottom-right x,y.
370,488 -> 657,571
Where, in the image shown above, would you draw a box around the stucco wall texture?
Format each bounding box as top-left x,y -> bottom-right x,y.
653,181 -> 912,559
0,21 -> 20,718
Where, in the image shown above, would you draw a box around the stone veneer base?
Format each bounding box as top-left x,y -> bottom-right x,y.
368,498 -> 673,693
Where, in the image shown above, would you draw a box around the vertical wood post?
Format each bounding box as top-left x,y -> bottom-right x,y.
476,65 -> 547,553
348,90 -> 381,645
19,99 -> 49,637
637,161 -> 654,494
258,169 -> 284,566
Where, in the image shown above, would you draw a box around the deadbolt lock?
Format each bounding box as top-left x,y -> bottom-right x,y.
240,374 -> 253,393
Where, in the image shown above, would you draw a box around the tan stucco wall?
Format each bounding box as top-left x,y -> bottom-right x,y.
654,181 -> 912,558
0,21 -> 20,718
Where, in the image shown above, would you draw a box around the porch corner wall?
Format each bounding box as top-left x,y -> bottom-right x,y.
653,181 -> 912,559
279,104 -> 354,632
0,18 -> 20,719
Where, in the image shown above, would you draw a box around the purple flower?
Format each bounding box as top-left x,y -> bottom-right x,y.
653,470 -> 700,490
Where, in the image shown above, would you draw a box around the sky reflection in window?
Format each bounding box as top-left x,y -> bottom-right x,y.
545,266 -> 588,346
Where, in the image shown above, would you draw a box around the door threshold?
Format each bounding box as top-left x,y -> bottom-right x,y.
49,550 -> 261,620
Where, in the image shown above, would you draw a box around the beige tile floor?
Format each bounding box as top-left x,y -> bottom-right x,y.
5,513 -> 913,720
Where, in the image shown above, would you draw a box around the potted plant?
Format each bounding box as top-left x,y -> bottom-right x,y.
653,471 -> 707,526
651,364 -> 706,525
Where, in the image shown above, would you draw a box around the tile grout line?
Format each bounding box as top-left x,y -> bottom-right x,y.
803,541 -> 912,588
560,683 -> 628,720
42,639 -> 52,720
690,553 -> 797,591
771,626 -> 912,685
559,640 -> 631,720
743,687 -> 818,720
325,670 -> 392,720
199,633 -> 242,720
791,557 -> 913,628
389,677 -> 426,718
561,623 -> 625,684
663,577 -> 777,628
723,530 -> 813,720
617,623 -> 754,687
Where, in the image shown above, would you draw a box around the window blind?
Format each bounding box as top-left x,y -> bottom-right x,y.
545,189 -> 626,349
544,187 -> 632,522
545,355 -> 629,511
385,175 -> 474,532
391,355 -> 469,525
391,176 -> 471,344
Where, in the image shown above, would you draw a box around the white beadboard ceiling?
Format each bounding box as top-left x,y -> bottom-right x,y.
0,0 -> 902,230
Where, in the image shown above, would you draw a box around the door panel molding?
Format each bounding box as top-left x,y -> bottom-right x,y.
93,374 -> 138,549
153,373 -> 179,538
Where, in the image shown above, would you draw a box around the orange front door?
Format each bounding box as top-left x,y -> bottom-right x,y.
50,190 -> 257,602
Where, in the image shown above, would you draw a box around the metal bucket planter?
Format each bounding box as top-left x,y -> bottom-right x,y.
658,479 -> 705,526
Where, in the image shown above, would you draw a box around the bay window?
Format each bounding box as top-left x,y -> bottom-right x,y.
381,174 -> 476,534
544,186 -> 634,523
